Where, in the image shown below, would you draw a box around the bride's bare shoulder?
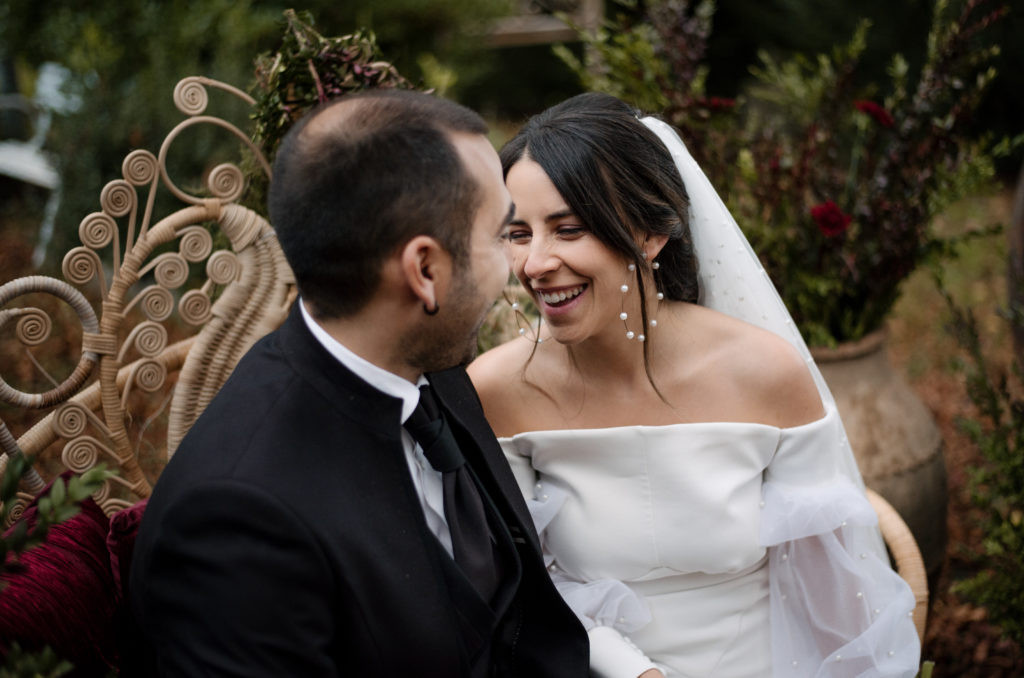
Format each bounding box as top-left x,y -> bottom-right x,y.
683,305 -> 825,427
468,337 -> 534,384
467,338 -> 539,435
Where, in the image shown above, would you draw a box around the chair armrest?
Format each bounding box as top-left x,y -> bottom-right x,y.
866,487 -> 929,643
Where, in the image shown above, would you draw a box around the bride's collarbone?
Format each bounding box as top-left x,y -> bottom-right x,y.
511,378 -> 687,429
511,362 -> 795,430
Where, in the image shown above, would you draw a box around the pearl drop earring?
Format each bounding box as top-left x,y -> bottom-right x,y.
507,287 -> 544,344
620,257 -> 661,342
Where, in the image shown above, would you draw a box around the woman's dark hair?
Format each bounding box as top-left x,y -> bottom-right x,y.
269,89 -> 488,318
500,92 -> 699,395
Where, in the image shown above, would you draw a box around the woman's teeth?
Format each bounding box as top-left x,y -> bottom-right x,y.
539,286 -> 584,305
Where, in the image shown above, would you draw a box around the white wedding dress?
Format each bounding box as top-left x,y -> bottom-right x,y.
494,117 -> 921,677
501,408 -> 919,677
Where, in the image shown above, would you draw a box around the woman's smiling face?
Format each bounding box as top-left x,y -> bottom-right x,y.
504,156 -> 634,346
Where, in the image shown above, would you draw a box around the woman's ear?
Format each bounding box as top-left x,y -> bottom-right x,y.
644,234 -> 670,262
399,235 -> 451,311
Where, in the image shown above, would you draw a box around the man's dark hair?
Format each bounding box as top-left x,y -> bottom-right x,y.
269,89 -> 488,318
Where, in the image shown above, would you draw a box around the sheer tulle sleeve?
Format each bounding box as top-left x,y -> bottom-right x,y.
641,114 -> 922,677
762,408 -> 921,677
503,441 -> 661,678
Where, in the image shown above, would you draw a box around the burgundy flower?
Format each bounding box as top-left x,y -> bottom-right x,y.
700,96 -> 737,111
810,201 -> 852,237
854,100 -> 894,128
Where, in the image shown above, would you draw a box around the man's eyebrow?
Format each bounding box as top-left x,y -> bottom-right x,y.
502,203 -> 515,228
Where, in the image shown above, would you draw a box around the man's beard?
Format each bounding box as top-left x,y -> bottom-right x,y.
400,269 -> 488,373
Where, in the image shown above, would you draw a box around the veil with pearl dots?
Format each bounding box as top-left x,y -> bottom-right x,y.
641,116 -> 920,675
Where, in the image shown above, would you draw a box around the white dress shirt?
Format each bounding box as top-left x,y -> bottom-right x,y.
300,302 -> 453,557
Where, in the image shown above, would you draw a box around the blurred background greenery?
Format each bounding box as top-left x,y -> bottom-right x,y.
1,2 -> 1022,673
2,0 -> 1020,268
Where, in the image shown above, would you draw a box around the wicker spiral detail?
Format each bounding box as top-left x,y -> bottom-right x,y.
14,308 -> 51,346
178,226 -> 213,263
62,247 -> 101,286
62,437 -> 100,473
133,359 -> 167,393
52,401 -> 90,439
137,286 -> 174,322
122,149 -> 159,186
91,480 -> 112,505
78,212 -> 118,250
153,253 -> 189,289
206,250 -> 240,285
100,179 -> 136,218
173,77 -> 209,116
133,321 -> 168,358
179,290 -> 212,326
4,497 -> 29,526
0,276 -> 99,413
207,163 -> 245,202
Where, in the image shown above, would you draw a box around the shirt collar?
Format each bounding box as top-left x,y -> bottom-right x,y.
299,300 -> 424,423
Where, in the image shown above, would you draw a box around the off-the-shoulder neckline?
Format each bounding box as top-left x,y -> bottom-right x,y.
496,406 -> 834,442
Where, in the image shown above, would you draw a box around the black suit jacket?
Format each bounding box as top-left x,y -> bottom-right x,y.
128,307 -> 588,677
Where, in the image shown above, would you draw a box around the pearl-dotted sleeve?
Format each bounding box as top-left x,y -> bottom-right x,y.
504,442 -> 661,678
761,407 -> 921,677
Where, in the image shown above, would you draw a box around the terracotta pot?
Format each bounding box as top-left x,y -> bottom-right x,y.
811,328 -> 947,579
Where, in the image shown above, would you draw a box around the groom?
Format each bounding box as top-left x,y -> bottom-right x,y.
129,90 -> 588,676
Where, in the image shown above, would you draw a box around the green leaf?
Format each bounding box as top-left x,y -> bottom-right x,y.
49,477 -> 66,508
8,519 -> 28,546
53,505 -> 80,524
1,455 -> 30,501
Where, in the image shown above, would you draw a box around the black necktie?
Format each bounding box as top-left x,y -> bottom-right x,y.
405,383 -> 501,601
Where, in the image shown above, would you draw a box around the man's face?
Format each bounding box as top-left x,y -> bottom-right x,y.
405,132 -> 513,371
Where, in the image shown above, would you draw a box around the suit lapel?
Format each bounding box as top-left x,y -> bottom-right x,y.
274,307 -> 488,671
430,369 -> 541,546
275,312 -> 546,668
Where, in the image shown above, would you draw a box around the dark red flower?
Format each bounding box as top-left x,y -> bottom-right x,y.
810,201 -> 852,237
700,96 -> 737,111
854,100 -> 894,128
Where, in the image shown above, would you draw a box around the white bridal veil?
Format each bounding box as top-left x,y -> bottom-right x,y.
639,116 -> 921,677
639,116 -> 874,515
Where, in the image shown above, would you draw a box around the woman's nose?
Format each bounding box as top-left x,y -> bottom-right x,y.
521,238 -> 560,281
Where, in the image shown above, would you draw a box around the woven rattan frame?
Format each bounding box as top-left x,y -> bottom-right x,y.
866,487 -> 929,643
0,76 -> 296,519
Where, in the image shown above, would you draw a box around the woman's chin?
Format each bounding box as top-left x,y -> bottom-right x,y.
540,322 -> 583,346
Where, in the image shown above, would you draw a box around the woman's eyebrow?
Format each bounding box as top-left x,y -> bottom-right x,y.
545,209 -> 575,222
507,208 -> 576,227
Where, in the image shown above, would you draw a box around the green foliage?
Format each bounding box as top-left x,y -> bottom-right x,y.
941,277 -> 1024,646
242,9 -> 418,212
0,454 -> 113,577
1,0 -> 284,269
1,0 -> 507,270
250,10 -> 417,163
553,0 -> 713,116
0,643 -> 72,678
552,21 -> 670,113
555,0 -> 1010,346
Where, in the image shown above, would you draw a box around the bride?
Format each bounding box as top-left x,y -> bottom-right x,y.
468,92 -> 920,677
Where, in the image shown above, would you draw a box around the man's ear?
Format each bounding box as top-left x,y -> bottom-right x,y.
399,235 -> 451,311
